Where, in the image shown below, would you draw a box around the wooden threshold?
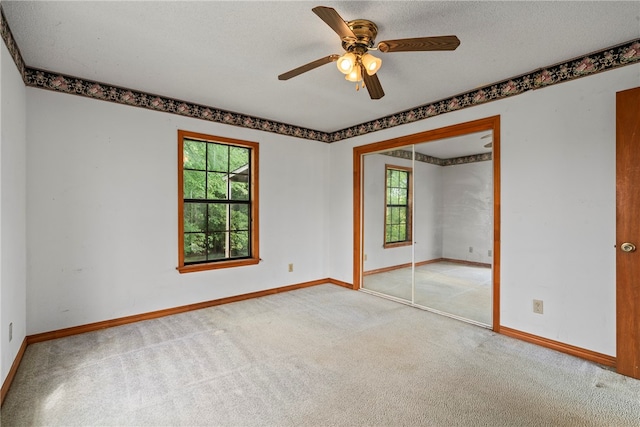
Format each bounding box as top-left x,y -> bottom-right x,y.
1,337 -> 27,407
499,326 -> 616,368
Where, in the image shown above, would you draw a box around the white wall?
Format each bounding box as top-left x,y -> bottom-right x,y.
442,161 -> 493,264
1,42 -> 27,386
329,63 -> 640,356
26,88 -> 330,335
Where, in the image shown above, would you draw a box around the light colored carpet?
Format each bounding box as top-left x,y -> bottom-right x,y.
2,284 -> 640,426
363,261 -> 492,325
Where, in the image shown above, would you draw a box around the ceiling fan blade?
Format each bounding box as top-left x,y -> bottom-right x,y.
278,54 -> 339,80
312,6 -> 356,40
377,35 -> 460,53
362,68 -> 385,100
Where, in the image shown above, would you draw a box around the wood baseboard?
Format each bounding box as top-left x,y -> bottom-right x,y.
326,278 -> 354,289
363,258 -> 444,276
499,326 -> 616,368
440,258 -> 492,268
27,278 -> 338,345
1,337 -> 27,407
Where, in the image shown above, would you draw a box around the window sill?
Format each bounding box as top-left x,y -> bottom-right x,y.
177,257 -> 260,274
384,241 -> 412,249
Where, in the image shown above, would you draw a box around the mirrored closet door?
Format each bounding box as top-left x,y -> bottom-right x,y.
358,123 -> 497,328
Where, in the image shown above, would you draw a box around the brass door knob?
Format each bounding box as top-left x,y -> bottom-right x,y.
621,242 -> 637,253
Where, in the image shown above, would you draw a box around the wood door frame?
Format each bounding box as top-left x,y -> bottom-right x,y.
353,115 -> 501,331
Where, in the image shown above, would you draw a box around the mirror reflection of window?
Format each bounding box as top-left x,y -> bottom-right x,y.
385,165 -> 412,247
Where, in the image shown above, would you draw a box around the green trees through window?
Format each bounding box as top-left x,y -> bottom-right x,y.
178,131 -> 259,273
385,165 -> 412,246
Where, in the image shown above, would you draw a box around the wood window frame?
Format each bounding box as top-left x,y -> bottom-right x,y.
177,130 -> 259,274
383,164 -> 413,249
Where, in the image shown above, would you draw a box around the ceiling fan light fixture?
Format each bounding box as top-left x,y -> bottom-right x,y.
336,52 -> 356,74
345,65 -> 362,82
361,52 -> 382,75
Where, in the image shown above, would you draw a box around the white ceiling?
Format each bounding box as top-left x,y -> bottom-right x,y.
3,1 -> 640,134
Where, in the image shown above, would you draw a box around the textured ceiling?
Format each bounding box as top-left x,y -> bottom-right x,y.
3,1 -> 640,133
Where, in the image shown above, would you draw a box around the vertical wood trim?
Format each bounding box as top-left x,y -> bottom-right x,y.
616,86 -> 640,379
353,116 -> 501,331
354,149 -> 363,290
177,130 -> 186,268
492,116 -> 501,332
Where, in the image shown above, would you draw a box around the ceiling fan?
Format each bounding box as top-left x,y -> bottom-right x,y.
278,6 -> 460,100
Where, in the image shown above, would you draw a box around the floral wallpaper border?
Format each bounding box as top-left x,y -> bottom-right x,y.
1,6 -> 638,143
0,6 -> 25,82
332,38 -> 640,142
384,149 -> 492,166
24,67 -> 332,142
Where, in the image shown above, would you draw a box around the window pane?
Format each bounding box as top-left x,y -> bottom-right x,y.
184,170 -> 206,199
391,188 -> 402,205
184,203 -> 206,233
390,225 -> 399,242
397,189 -> 407,205
398,171 -> 408,189
231,204 -> 249,231
390,207 -> 399,225
399,224 -> 407,241
231,181 -> 249,200
184,233 -> 207,263
207,232 -> 227,260
208,204 -> 227,232
207,143 -> 229,172
398,207 -> 407,225
230,231 -> 249,257
391,170 -> 399,187
229,146 -> 249,171
184,140 -> 206,170
207,172 -> 227,199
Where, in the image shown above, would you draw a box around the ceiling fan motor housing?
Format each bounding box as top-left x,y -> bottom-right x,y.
342,19 -> 378,52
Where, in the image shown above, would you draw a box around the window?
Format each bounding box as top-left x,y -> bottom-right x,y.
178,130 -> 259,273
384,165 -> 412,247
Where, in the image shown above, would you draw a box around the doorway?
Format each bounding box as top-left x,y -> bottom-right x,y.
353,116 -> 501,331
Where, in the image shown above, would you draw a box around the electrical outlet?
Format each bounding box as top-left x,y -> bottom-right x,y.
469,246 -> 473,253
288,263 -> 293,272
364,254 -> 367,261
488,249 -> 492,257
9,322 -> 13,342
533,299 -> 544,314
